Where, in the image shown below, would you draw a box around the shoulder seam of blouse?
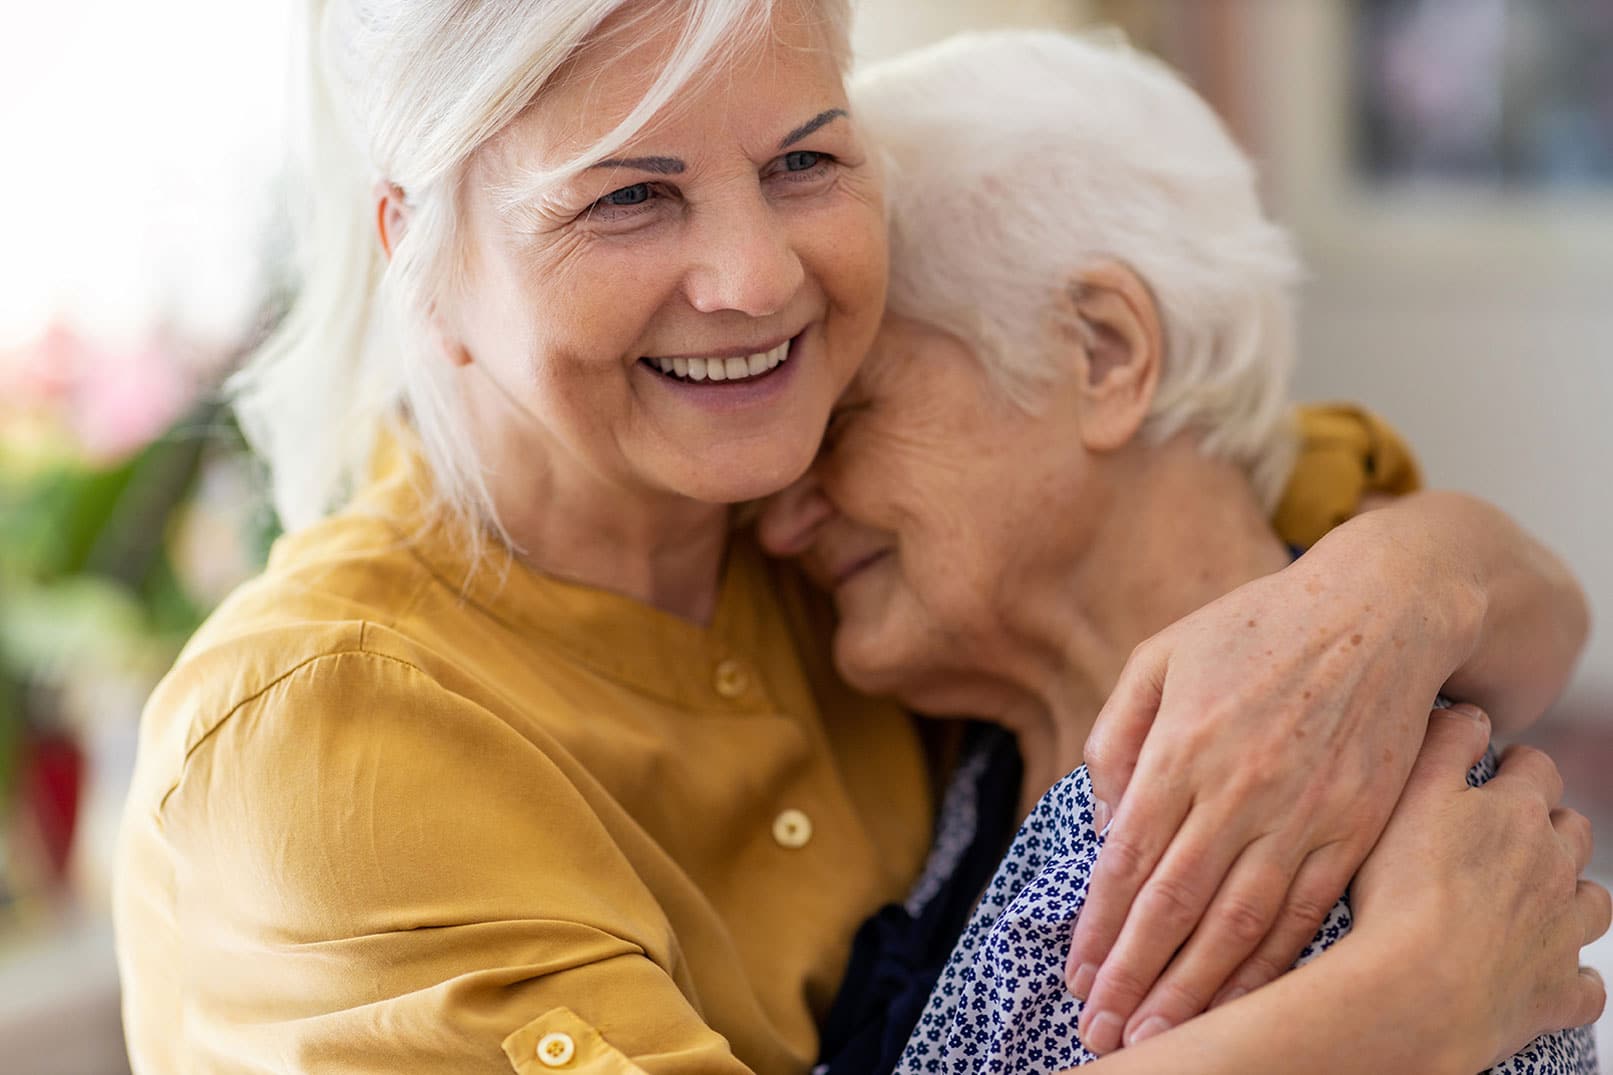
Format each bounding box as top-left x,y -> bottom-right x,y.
155,643 -> 438,816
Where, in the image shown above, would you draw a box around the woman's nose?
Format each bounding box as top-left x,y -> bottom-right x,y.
757,471 -> 836,558
683,193 -> 805,317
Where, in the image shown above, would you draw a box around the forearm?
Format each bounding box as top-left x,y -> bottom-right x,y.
1313,489 -> 1588,734
1075,930 -> 1480,1075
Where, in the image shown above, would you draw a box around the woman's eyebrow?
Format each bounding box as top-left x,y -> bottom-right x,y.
585,109 -> 847,174
590,155 -> 685,174
779,108 -> 847,150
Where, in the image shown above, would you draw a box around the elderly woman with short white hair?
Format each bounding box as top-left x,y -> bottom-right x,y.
763,30 -> 1606,1073
112,1 -> 1600,1071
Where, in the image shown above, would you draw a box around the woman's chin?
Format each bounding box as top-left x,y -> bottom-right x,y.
660,443 -> 820,506
833,624 -> 916,701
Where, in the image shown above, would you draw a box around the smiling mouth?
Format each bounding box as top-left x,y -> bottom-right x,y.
834,549 -> 890,587
640,337 -> 794,384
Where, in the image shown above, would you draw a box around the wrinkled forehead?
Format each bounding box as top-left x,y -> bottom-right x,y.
477,0 -> 847,182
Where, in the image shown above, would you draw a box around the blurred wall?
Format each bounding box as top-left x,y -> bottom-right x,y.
853,0 -> 1091,61
1250,3 -> 1613,722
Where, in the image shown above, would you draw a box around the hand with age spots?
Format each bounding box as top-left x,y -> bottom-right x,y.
1064,549 -> 1479,1055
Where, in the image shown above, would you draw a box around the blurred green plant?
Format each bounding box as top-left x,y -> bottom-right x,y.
0,401 -> 275,794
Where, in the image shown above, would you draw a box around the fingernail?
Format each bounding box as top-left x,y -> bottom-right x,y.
1084,1011 -> 1123,1055
1127,1016 -> 1171,1045
1092,799 -> 1112,833
1447,702 -> 1485,720
1211,985 -> 1247,1009
1068,962 -> 1097,999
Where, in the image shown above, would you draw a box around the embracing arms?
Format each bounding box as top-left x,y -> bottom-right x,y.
1066,488 -> 1590,1050
1077,709 -> 1609,1074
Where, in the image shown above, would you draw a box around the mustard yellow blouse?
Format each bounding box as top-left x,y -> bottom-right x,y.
113,405 -> 1413,1074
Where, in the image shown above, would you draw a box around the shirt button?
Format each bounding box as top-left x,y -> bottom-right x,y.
772,808 -> 813,849
536,1032 -> 576,1068
713,658 -> 749,698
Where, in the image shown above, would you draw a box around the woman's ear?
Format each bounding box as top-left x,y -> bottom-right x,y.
375,181 -> 412,260
374,182 -> 473,368
1063,261 -> 1163,454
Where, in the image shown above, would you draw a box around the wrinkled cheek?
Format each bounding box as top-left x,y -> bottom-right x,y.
920,568 -> 995,652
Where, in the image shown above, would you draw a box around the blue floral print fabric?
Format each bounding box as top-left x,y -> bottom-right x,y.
897,752 -> 1598,1075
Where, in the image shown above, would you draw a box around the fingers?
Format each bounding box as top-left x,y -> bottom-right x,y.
1569,966 -> 1608,1031
1493,743 -> 1567,809
1117,837 -> 1300,1045
1578,877 -> 1613,948
1084,640 -> 1168,831
1074,808 -> 1242,1054
1554,807 -> 1595,873
1064,771 -> 1189,1003
1208,842 -> 1357,1008
1404,705 -> 1492,796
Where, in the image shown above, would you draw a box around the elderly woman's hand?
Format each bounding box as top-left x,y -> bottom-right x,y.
1067,493 -> 1588,1053
1350,708 -> 1609,1066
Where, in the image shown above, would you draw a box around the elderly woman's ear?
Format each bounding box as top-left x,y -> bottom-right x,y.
1061,262 -> 1163,454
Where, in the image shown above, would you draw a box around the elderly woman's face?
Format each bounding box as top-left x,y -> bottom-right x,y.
760,315 -> 1099,709
450,2 -> 885,505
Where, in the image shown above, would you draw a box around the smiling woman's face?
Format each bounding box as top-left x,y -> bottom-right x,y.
761,314 -> 1102,711
446,1 -> 886,507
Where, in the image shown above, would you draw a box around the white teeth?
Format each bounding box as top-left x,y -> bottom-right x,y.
648,340 -> 794,383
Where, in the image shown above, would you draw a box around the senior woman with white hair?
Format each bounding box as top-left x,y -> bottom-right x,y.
762,30 -> 1606,1074
112,2 -> 1598,1072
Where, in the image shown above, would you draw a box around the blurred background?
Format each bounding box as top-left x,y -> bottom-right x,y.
0,1 -> 1607,1071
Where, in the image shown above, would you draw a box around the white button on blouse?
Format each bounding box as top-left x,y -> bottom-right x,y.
713,658 -> 749,698
772,808 -> 813,849
536,1031 -> 576,1068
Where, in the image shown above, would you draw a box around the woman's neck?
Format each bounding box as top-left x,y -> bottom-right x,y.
499,470 -> 731,624
473,424 -> 732,626
1002,440 -> 1295,810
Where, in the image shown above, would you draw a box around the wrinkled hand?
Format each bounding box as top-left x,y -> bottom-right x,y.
1069,556 -> 1471,1054
1352,707 -> 1609,1066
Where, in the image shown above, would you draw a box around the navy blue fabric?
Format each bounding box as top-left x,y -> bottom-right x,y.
812,724 -> 1023,1075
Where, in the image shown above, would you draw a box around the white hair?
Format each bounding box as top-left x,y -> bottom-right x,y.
852,30 -> 1301,507
232,0 -> 851,536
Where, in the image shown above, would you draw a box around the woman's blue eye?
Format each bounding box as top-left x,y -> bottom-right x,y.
602,184 -> 651,206
783,150 -> 824,172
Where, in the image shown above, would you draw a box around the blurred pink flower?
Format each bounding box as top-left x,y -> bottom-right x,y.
2,320 -> 201,464
71,329 -> 198,463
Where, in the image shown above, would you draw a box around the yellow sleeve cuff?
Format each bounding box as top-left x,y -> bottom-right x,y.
1272,403 -> 1423,550
505,1007 -> 647,1075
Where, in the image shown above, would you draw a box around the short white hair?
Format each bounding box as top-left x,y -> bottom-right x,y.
232,0 -> 851,535
852,30 -> 1300,507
